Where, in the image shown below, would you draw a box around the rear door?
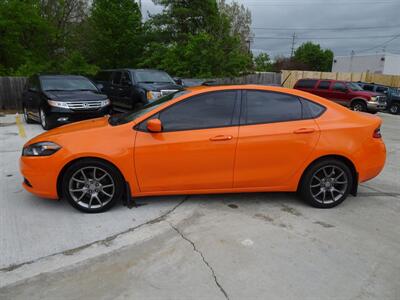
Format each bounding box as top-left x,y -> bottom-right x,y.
234,90 -> 320,188
134,90 -> 240,192
313,80 -> 332,98
329,81 -> 350,106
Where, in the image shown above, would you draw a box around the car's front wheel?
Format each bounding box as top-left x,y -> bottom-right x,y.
61,159 -> 125,213
351,101 -> 367,112
299,159 -> 353,208
39,107 -> 53,130
389,102 -> 400,115
23,106 -> 34,124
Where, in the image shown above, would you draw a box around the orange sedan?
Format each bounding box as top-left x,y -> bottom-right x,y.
20,85 -> 386,213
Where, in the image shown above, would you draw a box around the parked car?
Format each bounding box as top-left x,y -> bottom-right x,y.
355,82 -> 400,115
94,69 -> 182,112
294,79 -> 387,113
20,85 -> 385,213
22,74 -> 110,130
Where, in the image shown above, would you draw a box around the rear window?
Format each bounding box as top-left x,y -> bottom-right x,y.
317,81 -> 331,90
301,98 -> 326,118
295,79 -> 317,89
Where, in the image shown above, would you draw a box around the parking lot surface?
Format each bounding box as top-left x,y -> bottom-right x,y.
0,113 -> 399,299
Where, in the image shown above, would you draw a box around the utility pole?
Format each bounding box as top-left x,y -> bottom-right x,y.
290,32 -> 296,59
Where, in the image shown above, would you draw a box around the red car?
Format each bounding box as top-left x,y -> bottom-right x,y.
294,79 -> 387,113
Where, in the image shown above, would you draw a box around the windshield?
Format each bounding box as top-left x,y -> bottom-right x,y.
134,70 -> 174,84
109,90 -> 188,126
347,83 -> 364,91
41,77 -> 98,91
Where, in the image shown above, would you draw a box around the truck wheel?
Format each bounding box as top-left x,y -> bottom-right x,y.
351,101 -> 367,112
389,103 -> 400,115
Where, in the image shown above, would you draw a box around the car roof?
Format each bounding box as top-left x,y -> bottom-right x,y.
38,74 -> 88,79
98,69 -> 167,73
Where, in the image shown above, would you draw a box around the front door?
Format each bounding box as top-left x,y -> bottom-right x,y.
134,90 -> 240,192
234,90 -> 320,188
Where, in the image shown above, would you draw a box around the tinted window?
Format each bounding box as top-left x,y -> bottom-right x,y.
112,72 -> 122,85
40,77 -> 97,91
28,77 -> 40,91
376,86 -> 388,93
296,79 -> 317,89
362,84 -> 374,91
160,91 -> 237,131
317,80 -> 330,90
245,91 -> 302,124
121,72 -> 131,86
301,98 -> 326,118
134,70 -> 174,84
333,82 -> 347,91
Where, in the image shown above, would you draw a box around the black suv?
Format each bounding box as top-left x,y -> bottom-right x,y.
94,69 -> 182,112
356,82 -> 400,114
22,75 -> 111,130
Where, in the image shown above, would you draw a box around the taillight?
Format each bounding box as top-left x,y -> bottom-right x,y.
373,127 -> 382,138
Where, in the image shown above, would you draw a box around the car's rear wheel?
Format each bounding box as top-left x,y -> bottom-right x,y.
62,159 -> 124,213
23,106 -> 34,124
389,103 -> 400,115
299,159 -> 353,208
351,101 -> 367,112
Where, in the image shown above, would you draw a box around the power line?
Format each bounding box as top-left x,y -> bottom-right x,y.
254,34 -> 400,40
251,24 -> 400,31
356,33 -> 400,54
242,0 -> 398,6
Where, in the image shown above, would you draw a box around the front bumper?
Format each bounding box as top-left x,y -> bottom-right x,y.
20,154 -> 63,199
367,101 -> 387,112
46,106 -> 111,126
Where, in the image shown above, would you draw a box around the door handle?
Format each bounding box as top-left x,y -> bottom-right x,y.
210,135 -> 233,141
293,128 -> 315,134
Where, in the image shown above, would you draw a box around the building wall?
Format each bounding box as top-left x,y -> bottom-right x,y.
332,54 -> 385,73
383,54 -> 400,75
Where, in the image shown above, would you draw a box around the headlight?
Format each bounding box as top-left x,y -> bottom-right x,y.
101,99 -> 111,106
146,91 -> 162,101
47,100 -> 69,108
369,96 -> 378,102
22,142 -> 61,156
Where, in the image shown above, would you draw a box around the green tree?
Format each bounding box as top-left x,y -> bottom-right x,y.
294,42 -> 334,72
0,0 -> 54,75
254,53 -> 273,72
86,0 -> 143,68
143,0 -> 252,77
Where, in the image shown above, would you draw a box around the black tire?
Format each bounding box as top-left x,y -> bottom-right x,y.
299,159 -> 353,208
61,159 -> 125,213
22,106 -> 34,124
39,107 -> 53,130
389,102 -> 400,115
351,101 -> 367,112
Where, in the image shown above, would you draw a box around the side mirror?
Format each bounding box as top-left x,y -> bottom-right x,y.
174,77 -> 183,86
96,83 -> 104,91
147,118 -> 162,133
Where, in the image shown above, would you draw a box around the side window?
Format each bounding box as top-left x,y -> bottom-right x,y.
332,82 -> 347,92
121,72 -> 131,86
245,91 -> 302,124
112,72 -> 122,85
159,91 -> 237,131
376,86 -> 388,93
28,77 -> 40,91
301,98 -> 326,119
363,84 -> 374,91
317,80 -> 331,90
296,79 -> 317,89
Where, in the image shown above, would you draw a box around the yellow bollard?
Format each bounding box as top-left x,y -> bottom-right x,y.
15,113 -> 26,138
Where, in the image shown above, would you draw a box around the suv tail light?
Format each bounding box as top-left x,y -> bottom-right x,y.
373,127 -> 382,138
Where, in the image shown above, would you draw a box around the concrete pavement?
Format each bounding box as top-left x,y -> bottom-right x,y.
0,113 -> 399,299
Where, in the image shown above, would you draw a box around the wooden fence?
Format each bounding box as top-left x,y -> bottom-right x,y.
0,77 -> 27,111
214,72 -> 281,85
281,70 -> 400,89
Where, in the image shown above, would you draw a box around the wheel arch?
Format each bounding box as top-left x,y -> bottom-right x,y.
298,154 -> 358,196
56,156 -> 127,199
350,97 -> 368,107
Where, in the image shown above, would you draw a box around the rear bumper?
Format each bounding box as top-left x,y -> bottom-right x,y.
357,139 -> 386,183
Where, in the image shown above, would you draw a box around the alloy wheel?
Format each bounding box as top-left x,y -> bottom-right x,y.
390,104 -> 399,114
352,104 -> 364,111
68,167 -> 115,209
309,165 -> 348,204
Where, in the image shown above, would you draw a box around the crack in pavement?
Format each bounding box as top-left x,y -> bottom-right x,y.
168,221 -> 229,300
0,197 -> 188,273
360,184 -> 400,199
